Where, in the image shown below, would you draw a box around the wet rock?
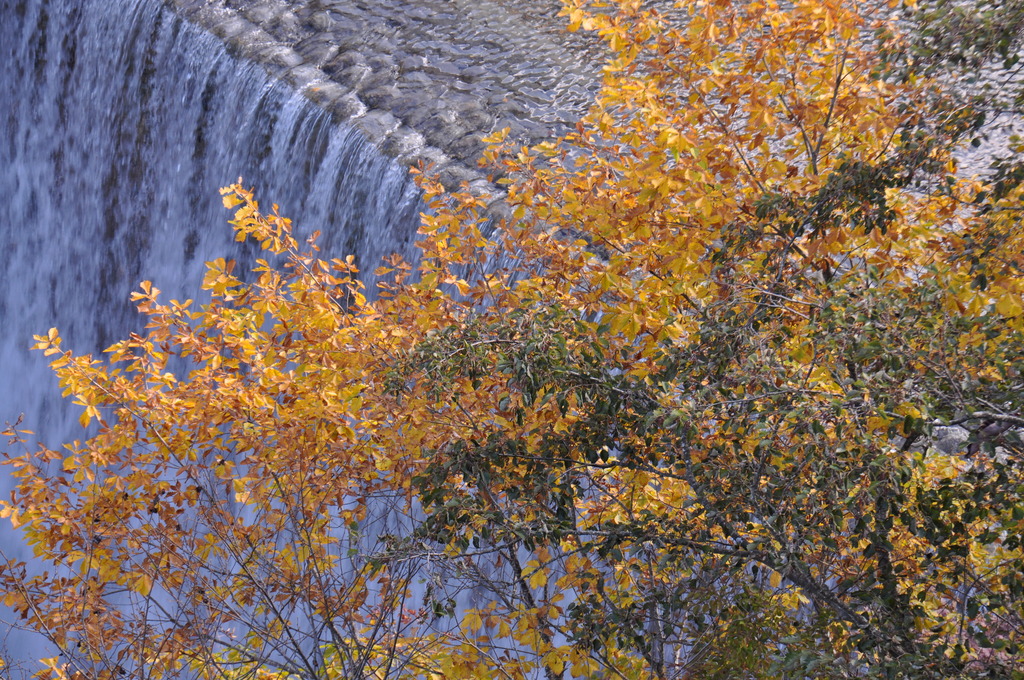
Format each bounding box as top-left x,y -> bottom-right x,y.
461,65 -> 488,80
207,14 -> 253,41
351,110 -> 401,144
446,132 -> 486,162
240,2 -> 282,25
324,91 -> 367,121
284,63 -> 325,88
398,71 -> 433,88
359,69 -> 398,92
225,26 -> 277,61
452,100 -> 492,129
495,98 -> 528,116
165,0 -> 205,18
306,80 -> 351,108
380,127 -> 425,158
294,34 -> 338,65
366,54 -> 397,74
323,50 -> 366,78
307,10 -> 333,32
400,55 -> 427,72
424,60 -> 461,78
404,7 -> 434,21
337,63 -> 372,88
467,178 -> 499,200
386,94 -> 423,123
362,85 -> 399,109
438,162 -> 483,190
426,107 -> 476,142
259,44 -> 304,68
519,86 -> 553,104
395,99 -> 440,129
269,11 -> 303,42
401,145 -> 448,171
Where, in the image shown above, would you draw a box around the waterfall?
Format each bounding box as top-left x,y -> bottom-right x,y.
0,0 -> 423,664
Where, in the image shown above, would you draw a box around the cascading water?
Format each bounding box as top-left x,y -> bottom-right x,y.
1,0 -> 424,665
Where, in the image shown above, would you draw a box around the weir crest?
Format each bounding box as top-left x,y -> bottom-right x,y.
166,0 -> 602,195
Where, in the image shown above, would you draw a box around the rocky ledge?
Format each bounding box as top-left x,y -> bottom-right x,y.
162,0 -> 603,198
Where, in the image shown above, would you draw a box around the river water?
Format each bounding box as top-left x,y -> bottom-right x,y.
0,0 -> 424,665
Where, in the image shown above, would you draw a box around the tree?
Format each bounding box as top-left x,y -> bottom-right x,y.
3,0 -> 1024,678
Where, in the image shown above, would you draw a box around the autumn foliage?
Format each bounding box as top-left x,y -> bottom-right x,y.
4,0 -> 1024,678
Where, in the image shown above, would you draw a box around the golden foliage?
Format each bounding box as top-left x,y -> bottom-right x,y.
3,0 -> 1024,678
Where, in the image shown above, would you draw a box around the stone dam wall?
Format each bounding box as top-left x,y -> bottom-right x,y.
163,0 -> 604,197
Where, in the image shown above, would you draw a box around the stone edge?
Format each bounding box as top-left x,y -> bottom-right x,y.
162,0 -> 506,209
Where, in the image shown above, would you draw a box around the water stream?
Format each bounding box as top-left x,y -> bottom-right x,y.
1,0 -> 424,664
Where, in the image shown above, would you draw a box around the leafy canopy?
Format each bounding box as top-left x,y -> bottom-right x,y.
4,0 -> 1024,678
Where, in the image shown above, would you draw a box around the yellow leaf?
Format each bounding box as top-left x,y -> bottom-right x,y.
544,651 -> 565,676
133,573 -> 154,597
996,292 -> 1022,317
867,415 -> 890,432
463,609 -> 483,633
789,340 -> 814,364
